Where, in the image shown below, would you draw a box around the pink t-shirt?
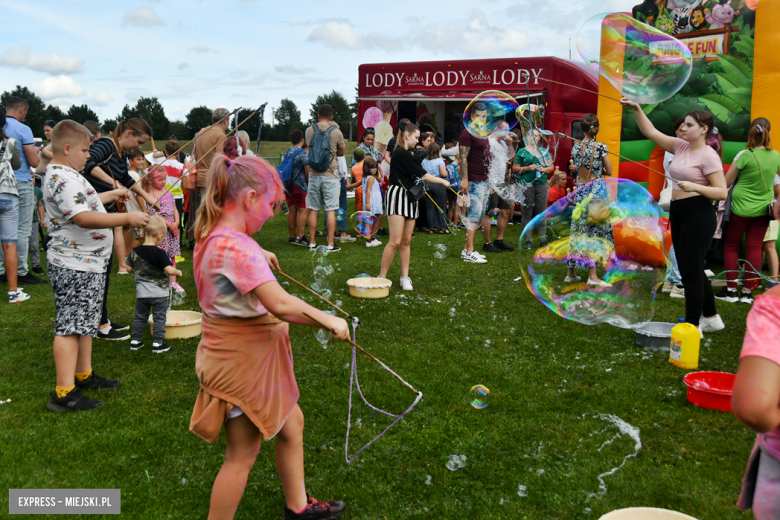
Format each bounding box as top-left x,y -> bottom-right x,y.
668,138 -> 723,190
740,291 -> 780,459
194,226 -> 276,319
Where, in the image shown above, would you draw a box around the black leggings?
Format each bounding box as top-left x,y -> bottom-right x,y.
669,196 -> 717,326
100,251 -> 113,327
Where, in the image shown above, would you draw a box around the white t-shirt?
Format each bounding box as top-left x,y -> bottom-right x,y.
488,138 -> 511,185
43,164 -> 113,273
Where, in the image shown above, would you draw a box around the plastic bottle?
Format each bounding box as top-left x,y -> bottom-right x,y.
670,318 -> 700,369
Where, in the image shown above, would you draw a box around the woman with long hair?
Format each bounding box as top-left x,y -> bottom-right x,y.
378,123 -> 450,291
83,117 -> 158,340
622,99 -> 727,333
353,127 -> 382,166
718,118 -> 780,304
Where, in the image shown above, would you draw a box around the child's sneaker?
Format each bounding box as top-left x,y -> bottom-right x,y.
8,289 -> 30,303
740,290 -> 754,304
98,326 -> 130,341
283,494 -> 345,520
75,372 -> 121,391
715,288 -> 739,303
152,342 -> 171,354
46,388 -> 104,413
129,340 -> 145,351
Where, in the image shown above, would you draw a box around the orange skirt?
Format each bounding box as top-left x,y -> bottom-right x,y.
190,313 -> 299,443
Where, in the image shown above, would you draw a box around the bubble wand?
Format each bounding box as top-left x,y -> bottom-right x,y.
273,268 -> 352,318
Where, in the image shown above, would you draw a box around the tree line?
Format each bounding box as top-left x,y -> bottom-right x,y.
1,86 -> 358,143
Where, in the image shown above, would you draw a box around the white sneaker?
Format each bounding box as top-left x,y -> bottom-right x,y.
564,275 -> 582,283
8,288 -> 30,303
704,269 -> 715,278
461,248 -> 486,260
338,234 -> 357,243
587,279 -> 612,288
366,239 -> 382,247
699,315 -> 725,333
309,243 -> 318,251
463,251 -> 488,264
670,285 -> 685,299
400,277 -> 413,290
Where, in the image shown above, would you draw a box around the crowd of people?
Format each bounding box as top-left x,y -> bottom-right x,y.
1,94 -> 780,520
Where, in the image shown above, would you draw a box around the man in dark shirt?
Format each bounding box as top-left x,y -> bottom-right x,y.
458,103 -> 491,264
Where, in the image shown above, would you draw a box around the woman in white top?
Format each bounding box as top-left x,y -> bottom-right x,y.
622,99 -> 727,334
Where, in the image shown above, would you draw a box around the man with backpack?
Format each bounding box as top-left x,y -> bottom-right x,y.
305,104 -> 345,252
279,129 -> 310,246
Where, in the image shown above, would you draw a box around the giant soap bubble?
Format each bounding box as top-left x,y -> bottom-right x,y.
463,91 -> 519,139
577,13 -> 693,104
518,178 -> 669,329
517,104 -> 560,168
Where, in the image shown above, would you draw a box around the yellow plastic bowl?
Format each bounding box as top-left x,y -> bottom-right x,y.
599,508 -> 698,520
346,277 -> 392,299
149,310 -> 202,339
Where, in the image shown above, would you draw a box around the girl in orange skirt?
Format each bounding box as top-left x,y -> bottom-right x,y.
190,154 -> 350,520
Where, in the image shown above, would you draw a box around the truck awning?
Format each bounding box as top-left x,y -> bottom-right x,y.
358,91 -> 544,102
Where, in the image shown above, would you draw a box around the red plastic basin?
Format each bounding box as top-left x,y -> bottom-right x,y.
683,371 -> 735,412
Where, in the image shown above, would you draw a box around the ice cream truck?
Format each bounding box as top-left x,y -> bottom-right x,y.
356,57 -> 601,170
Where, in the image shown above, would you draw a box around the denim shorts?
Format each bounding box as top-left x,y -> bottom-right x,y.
466,181 -> 490,223
0,193 -> 20,243
306,175 -> 340,212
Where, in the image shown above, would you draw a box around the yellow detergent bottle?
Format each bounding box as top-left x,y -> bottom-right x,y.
670,318 -> 700,369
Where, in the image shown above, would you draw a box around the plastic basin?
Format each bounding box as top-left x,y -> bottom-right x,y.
682,371 -> 735,412
634,322 -> 674,351
347,277 -> 392,299
600,507 -> 698,520
149,310 -> 202,339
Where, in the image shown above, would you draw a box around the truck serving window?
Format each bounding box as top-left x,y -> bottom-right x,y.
571,121 -> 585,140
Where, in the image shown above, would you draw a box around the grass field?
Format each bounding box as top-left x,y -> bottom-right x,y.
0,198 -> 761,519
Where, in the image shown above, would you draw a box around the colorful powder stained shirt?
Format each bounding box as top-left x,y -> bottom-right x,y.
127,245 -> 172,299
161,159 -> 186,200
194,226 -> 277,319
43,164 -> 113,272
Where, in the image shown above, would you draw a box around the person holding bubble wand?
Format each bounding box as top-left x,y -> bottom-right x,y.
622,98 -> 727,334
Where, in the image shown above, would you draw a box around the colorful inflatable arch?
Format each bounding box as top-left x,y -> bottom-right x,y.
597,0 -> 777,199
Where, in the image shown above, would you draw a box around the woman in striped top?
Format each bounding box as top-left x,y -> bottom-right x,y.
378,123 -> 450,291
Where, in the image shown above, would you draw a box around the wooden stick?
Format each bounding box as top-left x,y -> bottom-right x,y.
450,333 -> 463,347
147,109 -> 257,210
128,107 -> 242,191
273,268 -> 351,318
302,311 -> 419,395
150,136 -> 156,153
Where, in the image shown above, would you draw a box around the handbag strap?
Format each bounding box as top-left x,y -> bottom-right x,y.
750,149 -> 772,196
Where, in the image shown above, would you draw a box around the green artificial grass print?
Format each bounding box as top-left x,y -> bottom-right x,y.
0,201 -> 759,519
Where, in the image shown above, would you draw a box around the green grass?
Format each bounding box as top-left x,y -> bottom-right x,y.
0,201 -> 760,519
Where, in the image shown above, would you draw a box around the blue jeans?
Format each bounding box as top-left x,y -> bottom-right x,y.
665,245 -> 682,285
0,181 -> 32,275
324,178 -> 348,233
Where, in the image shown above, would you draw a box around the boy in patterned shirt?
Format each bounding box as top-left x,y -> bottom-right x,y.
43,120 -> 149,412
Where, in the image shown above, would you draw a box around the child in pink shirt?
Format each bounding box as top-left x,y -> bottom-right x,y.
189,154 -> 349,520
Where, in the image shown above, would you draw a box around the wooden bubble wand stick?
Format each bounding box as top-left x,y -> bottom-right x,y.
272,268 -> 351,318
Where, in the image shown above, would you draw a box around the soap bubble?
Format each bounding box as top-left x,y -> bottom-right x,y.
457,193 -> 484,231
576,13 -> 693,104
488,209 -> 501,225
354,273 -> 373,293
350,211 -> 378,238
469,384 -> 491,409
446,454 -> 467,471
312,245 -> 331,267
517,104 -> 559,168
313,265 -> 334,283
517,485 -> 528,498
463,91 -> 519,139
335,208 -> 346,222
433,244 -> 448,259
518,178 -> 668,329
315,328 -> 332,346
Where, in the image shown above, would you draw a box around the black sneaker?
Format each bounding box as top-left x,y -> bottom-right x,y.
152,342 -> 171,354
294,236 -> 310,247
523,241 -> 532,250
715,288 -> 739,303
740,290 -> 754,304
493,239 -> 515,252
482,243 -> 503,253
326,245 -> 341,253
288,237 -> 297,244
129,340 -> 145,351
315,230 -> 324,237
32,266 -> 45,275
111,321 -> 130,332
46,388 -> 104,413
18,273 -> 47,285
75,371 -> 121,390
98,327 -> 130,341
283,494 -> 345,520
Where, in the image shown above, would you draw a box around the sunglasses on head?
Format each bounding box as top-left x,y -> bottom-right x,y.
44,120 -> 55,126
365,128 -> 375,134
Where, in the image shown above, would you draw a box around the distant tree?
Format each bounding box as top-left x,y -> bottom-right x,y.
102,119 -> 117,135
236,108 -> 260,141
66,104 -> 100,125
309,91 -> 353,140
185,106 -> 212,138
134,97 -> 169,138
117,104 -> 140,121
1,86 -> 48,136
274,98 -> 303,132
168,120 -> 189,141
45,104 -> 66,124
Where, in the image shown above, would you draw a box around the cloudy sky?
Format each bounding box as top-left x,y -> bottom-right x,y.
0,0 -> 632,125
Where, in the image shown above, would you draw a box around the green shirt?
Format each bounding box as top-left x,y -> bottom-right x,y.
513,148 -> 550,185
732,148 -> 780,218
33,186 -> 43,223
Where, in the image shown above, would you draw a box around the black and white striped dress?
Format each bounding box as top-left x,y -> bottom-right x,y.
387,146 -> 426,219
